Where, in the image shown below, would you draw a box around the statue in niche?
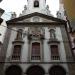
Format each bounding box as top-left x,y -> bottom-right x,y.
16,29 -> 23,40
46,5 -> 49,10
24,5 -> 27,10
57,11 -> 61,18
22,5 -> 27,14
50,29 -> 56,39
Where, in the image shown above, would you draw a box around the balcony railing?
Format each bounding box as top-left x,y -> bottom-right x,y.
31,56 -> 40,60
12,55 -> 20,60
51,56 -> 60,60
6,55 -> 21,62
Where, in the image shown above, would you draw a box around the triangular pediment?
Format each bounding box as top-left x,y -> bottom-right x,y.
7,12 -> 66,23
16,16 -> 56,23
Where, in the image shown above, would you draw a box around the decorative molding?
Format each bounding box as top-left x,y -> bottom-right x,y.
12,40 -> 24,44
48,38 -> 60,44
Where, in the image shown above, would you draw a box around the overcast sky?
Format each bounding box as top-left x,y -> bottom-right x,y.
0,0 -> 59,20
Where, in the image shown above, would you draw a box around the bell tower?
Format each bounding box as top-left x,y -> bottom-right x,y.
20,0 -> 51,16
27,0 -> 46,13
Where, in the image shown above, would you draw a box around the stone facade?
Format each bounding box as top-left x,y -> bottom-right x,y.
2,12 -> 72,75
0,0 -> 75,75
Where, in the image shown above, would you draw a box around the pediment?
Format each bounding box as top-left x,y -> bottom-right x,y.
7,12 -> 66,23
17,16 -> 56,23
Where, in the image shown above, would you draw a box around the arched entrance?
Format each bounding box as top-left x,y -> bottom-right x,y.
49,65 -> 66,75
26,65 -> 45,75
5,65 -> 22,75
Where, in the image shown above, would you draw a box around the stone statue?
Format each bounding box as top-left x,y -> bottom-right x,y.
16,29 -> 23,40
24,5 -> 27,10
46,5 -> 49,10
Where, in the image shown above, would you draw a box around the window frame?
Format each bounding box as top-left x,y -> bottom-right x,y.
29,41 -> 43,62
11,42 -> 23,61
31,42 -> 40,60
12,45 -> 22,60
49,43 -> 60,60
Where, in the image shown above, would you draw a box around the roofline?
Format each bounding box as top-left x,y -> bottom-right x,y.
6,12 -> 66,23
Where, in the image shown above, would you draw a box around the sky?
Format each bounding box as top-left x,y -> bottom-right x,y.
0,0 -> 59,20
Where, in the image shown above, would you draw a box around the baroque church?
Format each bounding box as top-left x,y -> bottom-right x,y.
0,0 -> 75,75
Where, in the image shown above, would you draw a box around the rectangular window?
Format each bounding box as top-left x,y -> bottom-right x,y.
31,42 -> 40,60
12,45 -> 21,60
51,45 -> 60,60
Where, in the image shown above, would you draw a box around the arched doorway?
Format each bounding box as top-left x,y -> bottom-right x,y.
49,65 -> 66,75
26,65 -> 45,75
5,65 -> 22,75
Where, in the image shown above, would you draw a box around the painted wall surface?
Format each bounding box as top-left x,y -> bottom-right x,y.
4,20 -> 69,75
21,27 -> 29,62
6,26 -> 67,62
5,27 -> 17,61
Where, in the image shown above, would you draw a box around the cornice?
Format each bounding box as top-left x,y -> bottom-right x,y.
7,22 -> 66,27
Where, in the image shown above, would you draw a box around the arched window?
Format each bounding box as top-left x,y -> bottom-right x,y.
34,0 -> 39,7
49,29 -> 56,39
12,45 -> 21,60
50,45 -> 60,60
31,42 -> 40,60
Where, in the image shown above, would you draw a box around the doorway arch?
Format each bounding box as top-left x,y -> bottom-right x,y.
26,65 -> 45,75
49,65 -> 66,75
5,65 -> 22,75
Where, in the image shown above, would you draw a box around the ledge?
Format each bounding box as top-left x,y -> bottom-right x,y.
48,38 -> 60,44
12,40 -> 24,44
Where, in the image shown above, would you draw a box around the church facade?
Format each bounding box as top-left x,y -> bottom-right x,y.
0,0 -> 75,75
